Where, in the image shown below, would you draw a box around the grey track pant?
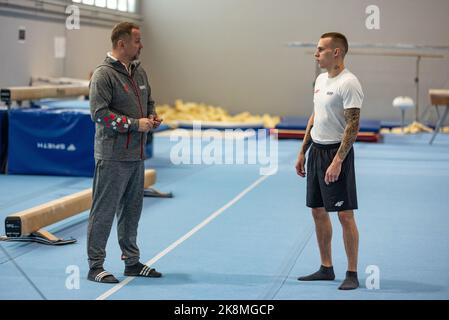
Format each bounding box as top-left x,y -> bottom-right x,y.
87,159 -> 144,269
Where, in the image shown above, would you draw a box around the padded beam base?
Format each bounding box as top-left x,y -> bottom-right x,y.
0,233 -> 76,245
144,188 -> 173,198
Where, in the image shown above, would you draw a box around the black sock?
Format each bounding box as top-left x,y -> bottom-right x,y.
297,265 -> 335,281
125,262 -> 143,272
338,271 -> 359,290
89,267 -> 104,274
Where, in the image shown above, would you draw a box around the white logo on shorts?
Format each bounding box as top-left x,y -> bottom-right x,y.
335,201 -> 344,207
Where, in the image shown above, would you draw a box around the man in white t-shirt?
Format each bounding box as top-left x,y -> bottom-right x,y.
295,32 -> 364,290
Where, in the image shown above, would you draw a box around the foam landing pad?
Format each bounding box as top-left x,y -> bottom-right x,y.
271,129 -> 381,142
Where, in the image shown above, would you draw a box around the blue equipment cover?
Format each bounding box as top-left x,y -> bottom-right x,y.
8,108 -> 95,177
0,107 -> 8,173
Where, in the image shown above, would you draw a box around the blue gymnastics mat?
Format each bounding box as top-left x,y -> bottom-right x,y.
276,116 -> 381,133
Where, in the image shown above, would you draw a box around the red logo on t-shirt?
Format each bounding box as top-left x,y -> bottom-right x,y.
314,89 -> 320,94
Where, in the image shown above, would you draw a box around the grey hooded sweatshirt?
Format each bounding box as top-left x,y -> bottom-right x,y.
89,55 -> 155,161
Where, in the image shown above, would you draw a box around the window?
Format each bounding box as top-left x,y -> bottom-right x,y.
95,0 -> 106,8
106,0 -> 117,10
127,0 -> 136,13
118,0 -> 127,12
72,0 -> 138,13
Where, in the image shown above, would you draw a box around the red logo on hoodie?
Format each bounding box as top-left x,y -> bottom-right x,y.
123,83 -> 129,93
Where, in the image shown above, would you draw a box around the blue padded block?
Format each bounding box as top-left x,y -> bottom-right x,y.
32,99 -> 90,110
146,139 -> 153,158
154,124 -> 170,132
275,116 -> 309,130
177,121 -> 265,130
8,108 -> 95,177
0,107 -> 7,173
276,116 -> 381,133
381,121 -> 402,129
359,119 -> 381,132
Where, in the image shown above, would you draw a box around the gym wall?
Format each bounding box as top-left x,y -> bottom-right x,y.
1,0 -> 448,122
140,0 -> 449,122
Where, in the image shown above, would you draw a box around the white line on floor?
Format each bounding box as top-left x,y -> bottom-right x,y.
96,174 -> 269,300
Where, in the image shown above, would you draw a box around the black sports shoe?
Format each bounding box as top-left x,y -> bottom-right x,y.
124,262 -> 162,278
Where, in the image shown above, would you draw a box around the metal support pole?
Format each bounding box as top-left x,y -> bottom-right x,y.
415,56 -> 421,122
401,109 -> 405,133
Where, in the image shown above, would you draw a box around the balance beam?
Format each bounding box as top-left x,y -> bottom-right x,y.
1,169 -> 156,245
31,76 -> 90,86
0,85 -> 89,106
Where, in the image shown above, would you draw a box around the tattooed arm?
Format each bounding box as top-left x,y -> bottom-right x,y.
324,108 -> 360,184
296,113 -> 314,177
300,113 -> 315,155
338,108 -> 360,160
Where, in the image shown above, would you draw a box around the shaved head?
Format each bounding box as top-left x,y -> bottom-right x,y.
320,32 -> 348,57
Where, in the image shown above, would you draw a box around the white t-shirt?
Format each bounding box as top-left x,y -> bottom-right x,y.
311,69 -> 364,144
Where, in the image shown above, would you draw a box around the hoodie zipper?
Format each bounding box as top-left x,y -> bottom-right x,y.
99,61 -> 145,159
128,74 -> 145,159
126,131 -> 131,149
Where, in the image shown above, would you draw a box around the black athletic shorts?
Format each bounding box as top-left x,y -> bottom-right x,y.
306,141 -> 358,212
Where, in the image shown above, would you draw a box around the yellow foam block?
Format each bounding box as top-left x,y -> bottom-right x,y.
389,121 -> 433,134
156,100 -> 280,128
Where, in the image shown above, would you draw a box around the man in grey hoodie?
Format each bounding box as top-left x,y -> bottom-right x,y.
87,22 -> 162,283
